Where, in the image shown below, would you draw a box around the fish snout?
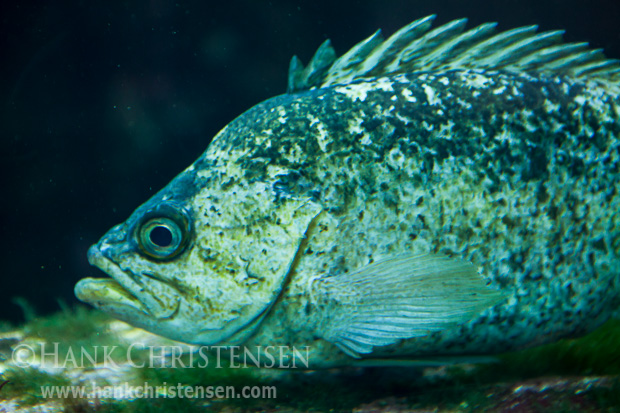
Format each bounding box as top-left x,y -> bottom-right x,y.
87,244 -> 101,266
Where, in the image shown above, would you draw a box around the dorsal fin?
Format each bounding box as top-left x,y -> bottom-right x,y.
287,15 -> 620,93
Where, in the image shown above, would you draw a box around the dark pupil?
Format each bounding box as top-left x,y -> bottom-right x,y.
150,225 -> 173,247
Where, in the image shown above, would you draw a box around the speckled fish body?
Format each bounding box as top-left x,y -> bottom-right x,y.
76,16 -> 620,368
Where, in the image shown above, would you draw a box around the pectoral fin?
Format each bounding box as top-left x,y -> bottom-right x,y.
315,253 -> 506,358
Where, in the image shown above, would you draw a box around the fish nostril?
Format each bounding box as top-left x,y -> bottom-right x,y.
109,225 -> 128,242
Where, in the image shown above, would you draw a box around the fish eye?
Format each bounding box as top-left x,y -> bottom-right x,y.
138,216 -> 186,260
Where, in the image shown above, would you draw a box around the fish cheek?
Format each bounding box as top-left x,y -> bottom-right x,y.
186,182 -> 323,344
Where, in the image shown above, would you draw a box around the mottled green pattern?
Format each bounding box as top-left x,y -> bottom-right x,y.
76,17 -> 620,368
192,70 -> 620,366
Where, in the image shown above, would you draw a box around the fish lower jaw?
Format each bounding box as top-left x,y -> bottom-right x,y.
74,277 -> 148,314
86,243 -> 177,319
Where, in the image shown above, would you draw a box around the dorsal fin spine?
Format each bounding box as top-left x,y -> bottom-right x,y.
387,18 -> 469,73
426,22 -> 498,71
326,29 -> 384,75
287,15 -> 620,93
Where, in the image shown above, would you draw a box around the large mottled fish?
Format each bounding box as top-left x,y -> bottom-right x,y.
76,15 -> 620,368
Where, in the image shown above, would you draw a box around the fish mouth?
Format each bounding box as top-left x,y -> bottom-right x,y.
74,277 -> 147,314
75,244 -> 179,319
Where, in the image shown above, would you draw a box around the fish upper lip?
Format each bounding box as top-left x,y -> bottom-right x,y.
87,244 -> 101,266
87,244 -> 144,301
87,244 -> 180,319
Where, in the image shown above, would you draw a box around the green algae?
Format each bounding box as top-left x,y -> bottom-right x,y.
12,297 -> 37,322
114,397 -> 207,413
589,379 -> 620,412
476,318 -> 620,380
0,321 -> 13,334
1,307 -> 620,412
405,318 -> 620,412
24,303 -> 116,345
134,352 -> 269,411
0,366 -> 71,406
22,304 -> 130,367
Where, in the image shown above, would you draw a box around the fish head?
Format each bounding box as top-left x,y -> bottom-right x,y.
75,161 -> 322,345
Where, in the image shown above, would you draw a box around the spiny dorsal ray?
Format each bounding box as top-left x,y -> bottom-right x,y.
288,15 -> 620,93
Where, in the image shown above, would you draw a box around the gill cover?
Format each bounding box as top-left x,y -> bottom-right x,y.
176,180 -> 323,345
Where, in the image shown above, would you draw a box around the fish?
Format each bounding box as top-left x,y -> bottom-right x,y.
75,15 -> 620,368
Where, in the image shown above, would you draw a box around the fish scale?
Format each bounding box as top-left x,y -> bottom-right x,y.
76,16 -> 620,368
235,70 -> 618,364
